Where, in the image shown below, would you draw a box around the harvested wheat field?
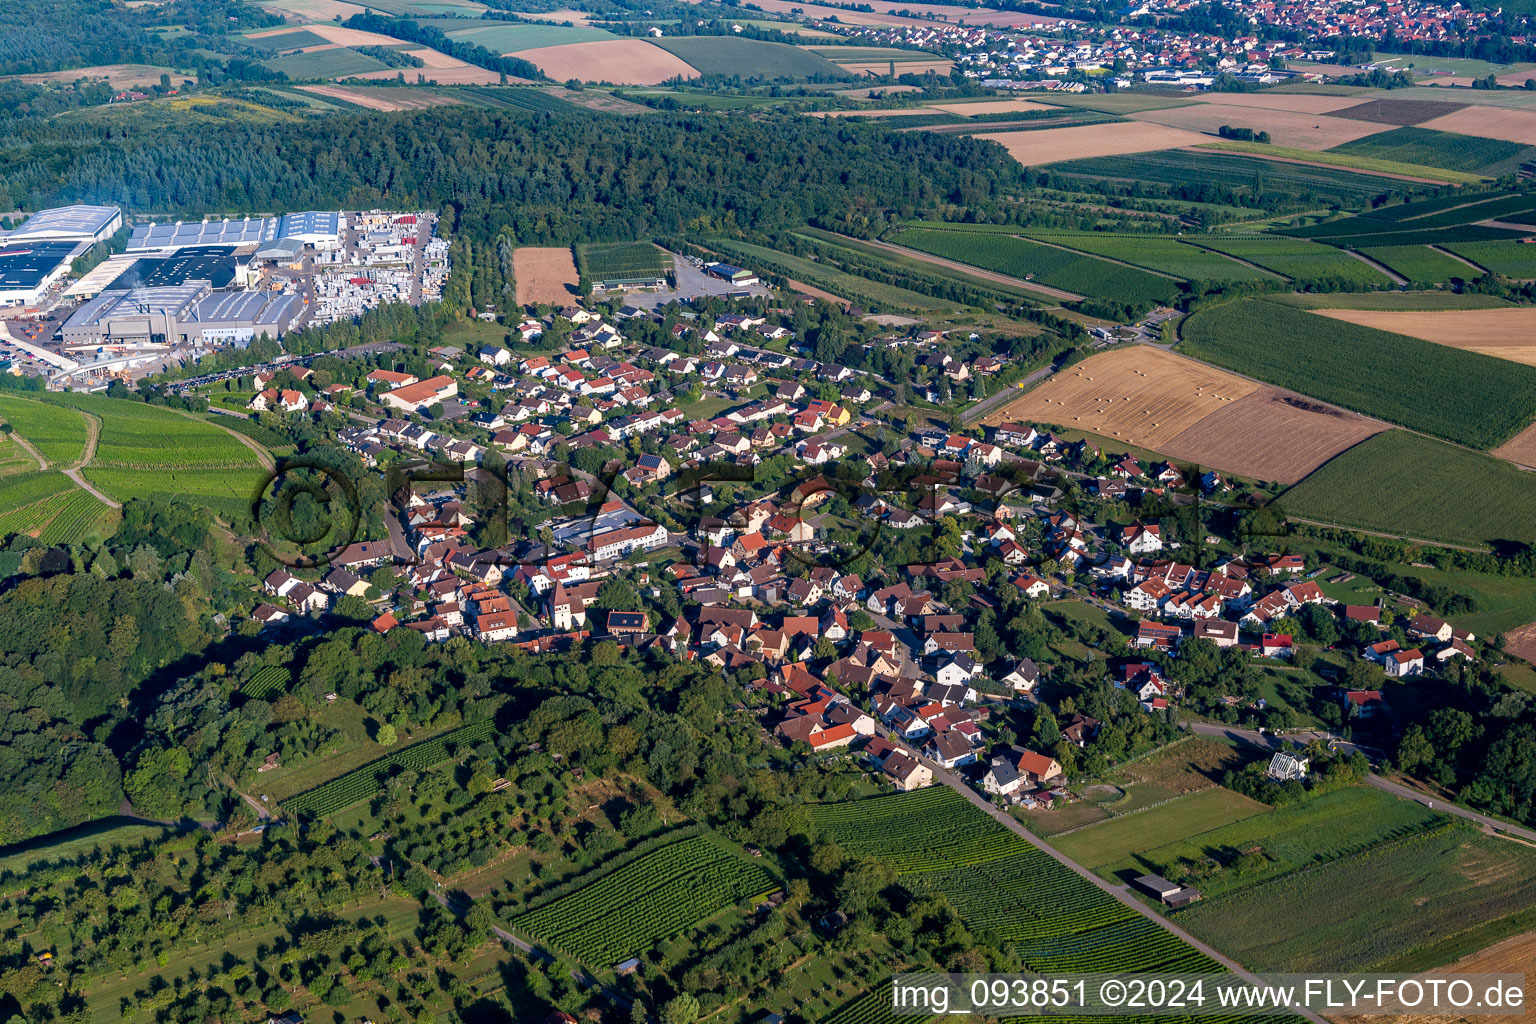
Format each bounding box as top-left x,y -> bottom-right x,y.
1312,308 -> 1536,367
513,247 -> 580,306
1331,928 -> 1536,1024
299,84 -> 463,110
1161,389 -> 1385,484
259,0 -> 368,21
1132,104 -> 1384,149
258,23 -> 398,45
6,63 -> 184,88
505,8 -> 594,23
1418,104 -> 1536,145
976,122 -> 1208,165
927,99 -> 1053,116
841,60 -> 953,75
407,48 -> 465,68
510,39 -> 697,84
981,346 -> 1259,448
1183,91 -> 1366,114
1493,419 -> 1536,467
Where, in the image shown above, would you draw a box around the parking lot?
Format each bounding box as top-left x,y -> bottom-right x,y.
621,253 -> 771,310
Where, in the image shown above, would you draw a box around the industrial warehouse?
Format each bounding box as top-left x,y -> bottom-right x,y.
0,206 -> 125,308
0,204 -> 445,388
61,281 -> 301,350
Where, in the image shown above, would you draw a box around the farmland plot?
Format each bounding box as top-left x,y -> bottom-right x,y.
1310,307 -> 1536,367
1049,149 -> 1420,206
261,47 -> 390,79
1283,430 -> 1536,547
509,39 -> 697,85
975,121 -> 1207,165
892,227 -> 1179,304
283,721 -> 493,817
1131,104 -> 1383,149
579,241 -> 670,281
979,346 -> 1259,449
1355,244 -> 1480,282
513,246 -> 579,305
1329,125 -> 1536,175
1180,297 -> 1536,449
806,788 -> 1225,974
1160,389 -> 1385,484
1091,787 -> 1443,899
1022,232 -> 1280,283
511,833 -> 777,965
1445,239 -> 1536,278
1184,236 -> 1391,285
0,395 -> 90,466
649,37 -> 849,79
1418,105 -> 1536,146
1178,823 -> 1536,971
39,394 -> 267,518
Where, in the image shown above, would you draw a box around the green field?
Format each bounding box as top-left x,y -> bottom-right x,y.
244,28 -> 331,51
43,394 -> 262,469
1445,239 -> 1536,277
0,818 -> 169,880
261,47 -> 390,79
1047,149 -> 1425,206
792,226 -> 1049,304
1022,231 -> 1282,283
1051,788 -> 1269,871
578,240 -> 671,283
0,470 -> 113,542
1197,140 -> 1487,185
1088,787 -> 1442,897
1282,429 -> 1536,548
889,226 -> 1180,304
282,721 -> 494,817
805,788 -> 1221,974
511,832 -> 777,966
438,21 -> 616,50
1289,189 -> 1536,246
649,36 -> 850,79
707,237 -> 954,311
1329,126 -> 1536,176
1180,297 -> 1536,448
1271,291 -> 1511,310
0,393 -> 90,465
1355,244 -> 1484,282
1185,235 -> 1392,285
28,394 -> 267,519
1177,822 -> 1536,971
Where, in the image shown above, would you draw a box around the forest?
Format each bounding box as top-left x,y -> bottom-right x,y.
0,107 -> 1023,252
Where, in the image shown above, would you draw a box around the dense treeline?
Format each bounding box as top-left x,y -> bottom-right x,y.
0,0 -> 280,76
0,107 -> 1021,248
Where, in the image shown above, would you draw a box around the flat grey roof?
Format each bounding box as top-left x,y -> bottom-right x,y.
5,205 -> 121,241
128,217 -> 278,251
63,282 -> 210,326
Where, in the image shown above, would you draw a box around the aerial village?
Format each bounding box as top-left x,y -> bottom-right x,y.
245,290 -> 1478,816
